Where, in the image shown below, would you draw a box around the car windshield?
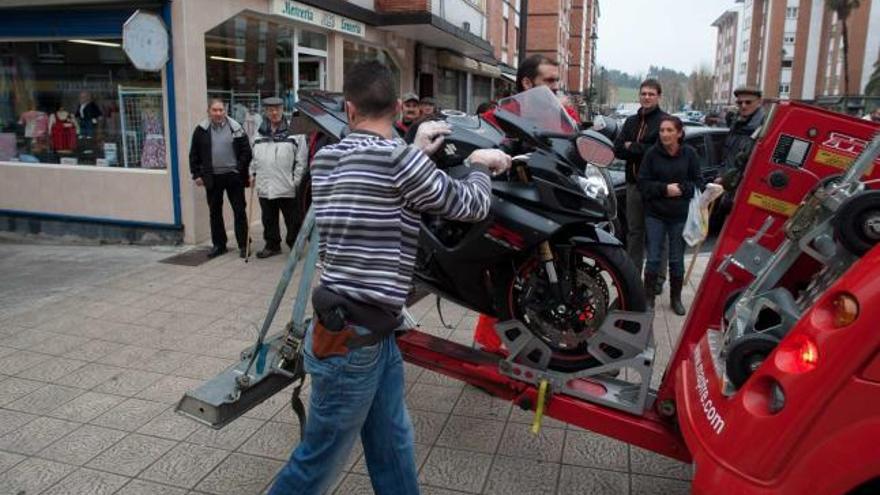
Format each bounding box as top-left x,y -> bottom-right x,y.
495,86 -> 578,136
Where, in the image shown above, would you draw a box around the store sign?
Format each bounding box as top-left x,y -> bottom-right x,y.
273,0 -> 365,38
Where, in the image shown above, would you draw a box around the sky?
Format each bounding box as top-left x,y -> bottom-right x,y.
596,0 -> 740,76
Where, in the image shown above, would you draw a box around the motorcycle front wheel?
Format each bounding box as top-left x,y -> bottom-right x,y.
503,244 -> 646,373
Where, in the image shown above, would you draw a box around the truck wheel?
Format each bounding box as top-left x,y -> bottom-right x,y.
835,190 -> 880,256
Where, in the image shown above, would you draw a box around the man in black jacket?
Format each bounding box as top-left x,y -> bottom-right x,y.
718,86 -> 764,190
614,79 -> 668,283
189,98 -> 253,258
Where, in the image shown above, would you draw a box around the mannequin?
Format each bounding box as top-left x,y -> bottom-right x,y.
50,107 -> 78,154
18,107 -> 48,152
139,98 -> 165,169
76,91 -> 102,138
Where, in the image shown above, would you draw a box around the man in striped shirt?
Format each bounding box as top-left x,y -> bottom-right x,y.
269,61 -> 511,495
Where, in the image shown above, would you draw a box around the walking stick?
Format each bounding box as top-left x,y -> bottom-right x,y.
684,199 -> 717,285
245,177 -> 256,263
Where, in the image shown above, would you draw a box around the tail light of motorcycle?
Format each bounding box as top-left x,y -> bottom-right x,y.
830,292 -> 859,328
774,334 -> 819,375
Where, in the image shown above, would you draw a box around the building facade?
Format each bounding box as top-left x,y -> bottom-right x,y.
711,10 -> 740,105
724,0 -> 880,102
0,0 -> 528,244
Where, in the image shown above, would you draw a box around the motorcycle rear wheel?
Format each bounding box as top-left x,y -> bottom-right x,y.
503,244 -> 646,372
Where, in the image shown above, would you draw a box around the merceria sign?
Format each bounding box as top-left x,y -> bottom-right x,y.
273,0 -> 366,38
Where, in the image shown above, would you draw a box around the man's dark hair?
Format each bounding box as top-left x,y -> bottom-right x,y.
640,78 -> 663,96
343,60 -> 397,118
516,55 -> 558,92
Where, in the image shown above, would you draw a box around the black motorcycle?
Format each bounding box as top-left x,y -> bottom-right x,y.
296,87 -> 645,372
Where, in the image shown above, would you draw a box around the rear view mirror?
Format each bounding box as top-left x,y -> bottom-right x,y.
576,132 -> 615,167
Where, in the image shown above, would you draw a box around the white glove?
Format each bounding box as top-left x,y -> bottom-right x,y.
414,121 -> 452,155
467,149 -> 512,176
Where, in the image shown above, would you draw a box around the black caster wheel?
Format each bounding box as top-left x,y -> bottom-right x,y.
725,333 -> 780,389
834,190 -> 880,256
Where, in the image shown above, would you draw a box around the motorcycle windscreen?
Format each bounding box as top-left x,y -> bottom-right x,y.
493,86 -> 578,140
295,91 -> 348,142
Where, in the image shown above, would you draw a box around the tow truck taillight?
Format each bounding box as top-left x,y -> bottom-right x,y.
831,293 -> 859,328
775,334 -> 819,374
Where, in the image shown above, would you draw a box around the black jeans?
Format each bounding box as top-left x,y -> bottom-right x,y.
260,197 -> 301,250
206,173 -> 248,250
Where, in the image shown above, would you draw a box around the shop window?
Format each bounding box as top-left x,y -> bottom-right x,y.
0,39 -> 164,168
298,30 -> 327,52
472,75 -> 492,113
342,41 -> 401,92
437,69 -> 465,112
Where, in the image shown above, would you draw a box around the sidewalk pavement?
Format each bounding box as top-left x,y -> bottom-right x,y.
0,238 -> 710,495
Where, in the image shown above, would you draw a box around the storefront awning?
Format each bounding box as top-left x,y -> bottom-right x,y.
380,13 -> 493,58
436,51 -> 501,78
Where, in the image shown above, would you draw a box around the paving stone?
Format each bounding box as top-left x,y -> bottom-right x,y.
133,351 -> 196,374
86,433 -> 177,476
0,408 -> 37,436
195,453 -> 283,495
556,465 -> 629,495
56,362 -> 125,389
140,442 -> 228,489
5,383 -> 84,415
508,403 -> 567,429
483,454 -> 561,495
34,334 -> 92,356
96,344 -> 160,368
100,306 -> 153,325
42,467 -> 129,495
16,356 -> 88,382
136,375 -> 203,404
171,355 -> 233,380
0,457 -> 76,495
497,423 -> 565,462
186,417 -> 265,451
238,421 -> 300,461
38,424 -> 128,465
93,369 -> 166,396
631,473 -> 691,494
452,385 -> 512,421
0,450 -> 25,474
406,383 -> 463,414
562,429 -> 629,471
138,408 -> 202,440
116,479 -> 188,495
436,415 -> 505,454
90,398 -> 169,431
419,447 -> 492,494
0,416 -> 79,454
242,390 -> 291,421
0,349 -> 50,375
64,339 -> 127,362
47,391 -> 126,422
410,409 -> 449,445
630,446 -> 692,480
0,377 -> 46,407
1,328 -> 56,349
352,442 -> 429,475
417,369 -> 467,388
334,473 -> 373,495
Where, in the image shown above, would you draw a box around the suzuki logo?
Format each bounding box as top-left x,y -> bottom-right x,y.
444,143 -> 457,156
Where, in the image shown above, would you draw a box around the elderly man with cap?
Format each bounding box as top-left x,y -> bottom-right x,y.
250,96 -> 309,258
717,86 -> 765,191
394,92 -> 421,136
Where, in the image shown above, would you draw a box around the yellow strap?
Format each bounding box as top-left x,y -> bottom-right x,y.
531,379 -> 550,435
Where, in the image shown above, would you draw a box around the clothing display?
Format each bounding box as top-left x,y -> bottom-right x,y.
140,110 -> 166,169
19,110 -> 48,139
76,100 -> 102,137
49,110 -> 78,152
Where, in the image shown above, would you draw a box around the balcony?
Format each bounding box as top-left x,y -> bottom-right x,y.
378,0 -> 492,56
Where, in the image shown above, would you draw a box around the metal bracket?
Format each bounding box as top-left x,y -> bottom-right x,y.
495,310 -> 656,416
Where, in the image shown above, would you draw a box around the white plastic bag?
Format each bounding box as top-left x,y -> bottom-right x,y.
683,192 -> 705,247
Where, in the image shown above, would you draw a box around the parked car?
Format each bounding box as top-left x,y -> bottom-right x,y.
608,126 -> 731,243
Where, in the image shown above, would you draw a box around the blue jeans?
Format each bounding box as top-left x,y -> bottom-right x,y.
645,215 -> 686,278
269,323 -> 419,495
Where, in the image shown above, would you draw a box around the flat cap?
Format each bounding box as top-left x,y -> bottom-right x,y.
263,96 -> 284,106
402,92 -> 419,102
733,86 -> 762,98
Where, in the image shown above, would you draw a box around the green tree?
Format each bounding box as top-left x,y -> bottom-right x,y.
688,64 -> 715,111
825,0 -> 861,95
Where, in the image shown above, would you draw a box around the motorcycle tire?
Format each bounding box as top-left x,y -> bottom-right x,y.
503,243 -> 647,373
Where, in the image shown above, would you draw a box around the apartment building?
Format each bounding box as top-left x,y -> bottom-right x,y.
525,0 -> 599,95
723,0 -> 880,102
711,10 -> 740,104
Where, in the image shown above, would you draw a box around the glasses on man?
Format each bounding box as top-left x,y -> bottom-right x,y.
735,99 -> 757,106
640,92 -> 658,97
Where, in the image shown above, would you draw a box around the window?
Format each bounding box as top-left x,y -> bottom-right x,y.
343,41 -> 400,91
437,68 -> 465,111
779,83 -> 791,95
781,59 -> 793,68
786,7 -> 798,19
709,133 -> 727,169
0,39 -> 164,168
783,33 -> 795,44
472,75 -> 492,113
502,18 -> 509,47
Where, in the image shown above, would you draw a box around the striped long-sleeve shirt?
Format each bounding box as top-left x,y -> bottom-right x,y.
312,131 -> 492,311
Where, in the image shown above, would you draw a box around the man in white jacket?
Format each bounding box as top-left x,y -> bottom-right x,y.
250,97 -> 308,258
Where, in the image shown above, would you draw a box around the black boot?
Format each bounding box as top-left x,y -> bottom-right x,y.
670,276 -> 686,316
643,272 -> 657,311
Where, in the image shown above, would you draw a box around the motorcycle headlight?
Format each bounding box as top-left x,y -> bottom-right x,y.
573,165 -> 617,219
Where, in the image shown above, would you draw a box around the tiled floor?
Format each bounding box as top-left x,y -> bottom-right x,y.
0,241 -> 709,494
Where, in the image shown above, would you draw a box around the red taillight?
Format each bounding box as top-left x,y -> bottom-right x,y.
775,334 -> 819,374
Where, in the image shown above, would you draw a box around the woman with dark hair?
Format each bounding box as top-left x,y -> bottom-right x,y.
637,115 -> 701,315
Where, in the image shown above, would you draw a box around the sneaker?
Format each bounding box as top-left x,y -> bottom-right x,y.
256,247 -> 282,259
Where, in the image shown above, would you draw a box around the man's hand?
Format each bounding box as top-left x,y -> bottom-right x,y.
414,121 -> 452,155
468,149 -> 512,176
195,177 -> 204,187
666,183 -> 682,197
